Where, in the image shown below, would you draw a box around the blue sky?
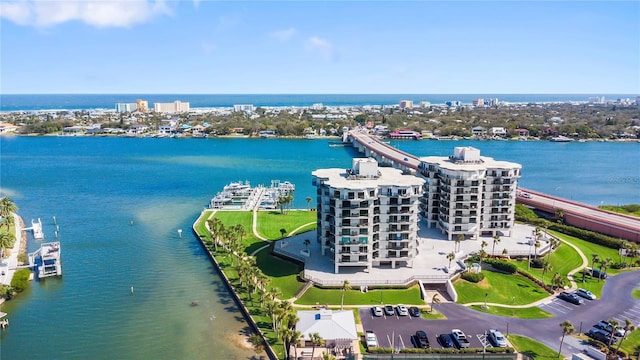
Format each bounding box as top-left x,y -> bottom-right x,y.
1,1 -> 638,94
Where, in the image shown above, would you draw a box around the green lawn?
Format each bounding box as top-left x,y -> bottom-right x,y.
212,210 -> 262,252
507,334 -> 563,360
620,328 -> 640,357
254,247 -> 304,299
256,210 -> 316,240
633,288 -> 640,300
454,270 -> 549,305
295,285 -> 424,306
551,231 -> 623,275
469,305 -> 554,319
514,243 -> 583,286
290,223 -> 316,236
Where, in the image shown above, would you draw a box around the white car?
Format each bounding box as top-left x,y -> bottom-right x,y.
365,331 -> 378,348
371,306 -> 384,317
396,304 -> 409,316
575,288 -> 596,300
488,329 -> 507,347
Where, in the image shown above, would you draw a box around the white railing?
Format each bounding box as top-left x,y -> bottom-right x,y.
302,271 -> 449,287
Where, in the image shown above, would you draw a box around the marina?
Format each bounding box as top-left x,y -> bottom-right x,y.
208,180 -> 295,210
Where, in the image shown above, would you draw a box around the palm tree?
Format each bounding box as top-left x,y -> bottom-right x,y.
607,319 -> 619,347
555,208 -> 565,224
206,218 -> 222,252
280,327 -> 294,359
599,257 -> 612,282
430,293 -> 441,313
455,234 -> 463,252
304,239 -> 311,251
0,197 -> 18,218
501,248 -> 508,257
615,318 -> 635,355
591,254 -> 600,277
278,195 -> 287,214
0,232 -> 14,259
481,240 -> 488,252
446,252 -> 455,269
310,332 -> 323,360
558,320 -> 574,356
289,330 -> 302,359
341,280 -> 351,310
534,240 -> 541,259
286,194 -> 294,213
541,261 -> 552,285
491,234 -> 501,256
321,351 -> 336,360
551,272 -> 564,291
1,214 -> 14,232
479,249 -> 488,268
305,196 -> 312,210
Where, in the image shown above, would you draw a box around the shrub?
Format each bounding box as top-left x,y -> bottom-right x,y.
10,268 -> 30,292
461,272 -> 485,283
0,285 -> 12,300
17,253 -> 27,264
517,270 -> 555,294
485,259 -> 518,274
530,258 -> 545,268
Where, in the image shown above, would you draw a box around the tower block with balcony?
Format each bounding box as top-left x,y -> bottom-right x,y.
418,147 -> 521,241
312,158 -> 425,274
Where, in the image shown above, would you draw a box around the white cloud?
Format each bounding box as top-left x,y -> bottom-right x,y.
201,42 -> 216,55
0,0 -> 172,28
269,27 -> 296,42
306,36 -> 335,61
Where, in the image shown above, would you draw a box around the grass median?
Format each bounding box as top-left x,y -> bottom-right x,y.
469,305 -> 553,319
507,334 -> 562,359
295,284 -> 424,306
256,210 -> 316,239
454,269 -> 549,305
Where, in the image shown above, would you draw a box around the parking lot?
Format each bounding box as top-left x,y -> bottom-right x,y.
539,295 -> 592,316
359,307 -> 509,350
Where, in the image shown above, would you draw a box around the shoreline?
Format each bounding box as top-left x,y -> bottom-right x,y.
0,214 -> 28,305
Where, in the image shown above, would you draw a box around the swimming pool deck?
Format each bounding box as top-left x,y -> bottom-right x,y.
274,221 -> 550,287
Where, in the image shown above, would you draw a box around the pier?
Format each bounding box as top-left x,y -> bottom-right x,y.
23,218 -> 44,240
346,128 -> 640,242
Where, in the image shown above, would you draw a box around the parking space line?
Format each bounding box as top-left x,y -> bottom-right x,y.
386,334 -> 393,348
398,334 -> 406,349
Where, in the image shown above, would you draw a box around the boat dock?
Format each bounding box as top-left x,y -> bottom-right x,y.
23,218 -> 44,240
209,180 -> 295,211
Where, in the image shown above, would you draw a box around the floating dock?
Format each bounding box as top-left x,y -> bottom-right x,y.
24,218 -> 45,240
209,180 -> 295,210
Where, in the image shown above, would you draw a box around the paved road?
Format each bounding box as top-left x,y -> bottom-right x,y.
360,270 -> 640,355
517,188 -> 640,242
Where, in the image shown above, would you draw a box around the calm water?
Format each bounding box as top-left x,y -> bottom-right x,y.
0,136 -> 638,359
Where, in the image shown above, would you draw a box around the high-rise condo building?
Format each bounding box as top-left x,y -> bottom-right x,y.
418,147 -> 521,241
153,100 -> 190,113
312,158 -> 425,273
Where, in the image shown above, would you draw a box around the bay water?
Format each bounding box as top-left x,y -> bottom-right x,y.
0,136 -> 637,359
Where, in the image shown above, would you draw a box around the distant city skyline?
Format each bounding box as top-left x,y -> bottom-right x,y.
1,1 -> 638,94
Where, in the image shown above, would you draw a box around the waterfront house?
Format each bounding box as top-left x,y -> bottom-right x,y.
515,128 -> 530,137
471,126 -> 486,137
294,309 -> 358,359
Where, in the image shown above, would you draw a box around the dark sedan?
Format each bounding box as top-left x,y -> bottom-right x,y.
437,333 -> 455,348
558,291 -> 584,305
409,306 -> 420,317
412,330 -> 430,348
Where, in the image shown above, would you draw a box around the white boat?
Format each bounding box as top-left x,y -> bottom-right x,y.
550,135 -> 573,142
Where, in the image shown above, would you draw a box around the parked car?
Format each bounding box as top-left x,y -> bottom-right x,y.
588,328 -> 613,344
409,306 -> 420,317
488,329 -> 507,347
396,304 -> 409,316
383,305 -> 395,316
586,267 -> 608,279
437,333 -> 455,348
558,291 -> 584,305
365,331 -> 379,349
413,330 -> 430,348
595,321 -> 625,337
575,288 -> 596,300
451,329 -> 470,348
371,306 -> 384,317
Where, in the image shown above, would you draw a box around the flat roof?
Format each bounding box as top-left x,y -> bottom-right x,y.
419,155 -> 521,171
312,166 -> 424,189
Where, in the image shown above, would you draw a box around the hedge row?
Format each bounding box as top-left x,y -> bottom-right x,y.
461,272 -> 485,283
515,204 -> 623,250
484,258 -> 518,274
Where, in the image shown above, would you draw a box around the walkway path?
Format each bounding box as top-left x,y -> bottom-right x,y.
287,222 -> 315,237
0,214 -> 25,286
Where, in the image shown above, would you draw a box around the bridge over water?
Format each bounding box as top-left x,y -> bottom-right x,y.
346,129 -> 640,242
